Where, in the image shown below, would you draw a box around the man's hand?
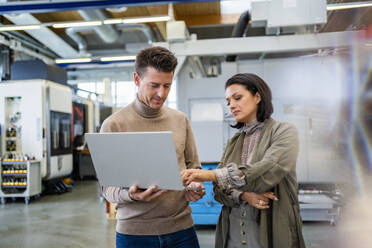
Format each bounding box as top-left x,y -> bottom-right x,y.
184,182 -> 205,202
181,169 -> 216,185
128,185 -> 168,202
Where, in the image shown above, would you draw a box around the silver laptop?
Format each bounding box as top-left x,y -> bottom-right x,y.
85,131 -> 184,190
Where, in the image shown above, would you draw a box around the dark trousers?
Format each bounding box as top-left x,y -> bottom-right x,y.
116,226 -> 200,248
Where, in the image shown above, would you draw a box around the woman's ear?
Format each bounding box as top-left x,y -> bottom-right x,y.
255,92 -> 261,104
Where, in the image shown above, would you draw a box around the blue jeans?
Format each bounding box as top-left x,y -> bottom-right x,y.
116,226 -> 200,248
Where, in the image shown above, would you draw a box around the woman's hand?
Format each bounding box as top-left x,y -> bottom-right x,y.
240,192 -> 278,210
181,169 -> 216,184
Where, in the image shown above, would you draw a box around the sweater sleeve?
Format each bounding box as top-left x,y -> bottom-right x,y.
99,118 -> 135,203
102,186 -> 134,203
237,123 -> 299,194
184,117 -> 201,169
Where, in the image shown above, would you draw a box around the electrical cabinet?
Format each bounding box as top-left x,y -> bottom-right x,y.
190,163 -> 222,225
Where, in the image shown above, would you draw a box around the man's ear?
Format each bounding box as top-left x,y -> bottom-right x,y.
134,72 -> 141,87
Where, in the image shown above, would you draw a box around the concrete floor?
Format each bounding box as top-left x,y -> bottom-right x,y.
0,180 -> 356,248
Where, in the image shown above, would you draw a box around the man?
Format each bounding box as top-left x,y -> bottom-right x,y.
100,46 -> 204,248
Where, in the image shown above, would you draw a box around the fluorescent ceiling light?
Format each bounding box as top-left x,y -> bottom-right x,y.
106,7 -> 128,13
1,15 -> 170,32
100,55 -> 136,62
122,16 -> 170,24
0,25 -> 41,31
103,19 -> 123,25
327,1 -> 372,11
55,58 -> 92,64
53,21 -> 102,28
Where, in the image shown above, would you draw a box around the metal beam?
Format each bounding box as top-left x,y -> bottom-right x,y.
0,34 -> 54,64
146,5 -> 168,41
0,45 -> 11,80
155,31 -> 365,56
4,31 -> 59,58
174,55 -> 185,79
0,0 -> 214,14
4,13 -> 79,58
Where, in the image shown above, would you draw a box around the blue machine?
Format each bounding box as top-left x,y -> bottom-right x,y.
190,163 -> 222,225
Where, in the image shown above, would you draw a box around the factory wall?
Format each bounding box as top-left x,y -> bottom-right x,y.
177,54 -> 352,183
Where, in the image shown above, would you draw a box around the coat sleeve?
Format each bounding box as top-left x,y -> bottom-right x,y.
100,118 -> 135,203
184,117 -> 201,169
238,123 -> 299,194
213,138 -> 241,208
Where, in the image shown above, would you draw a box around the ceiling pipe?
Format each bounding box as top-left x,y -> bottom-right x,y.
77,9 -> 119,43
65,27 -> 89,55
65,23 -> 154,56
116,23 -> 154,44
226,10 -> 251,62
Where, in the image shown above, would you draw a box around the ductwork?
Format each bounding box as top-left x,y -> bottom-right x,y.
116,23 -> 154,44
78,9 -> 119,43
66,23 -> 154,55
65,27 -> 89,55
226,10 -> 251,62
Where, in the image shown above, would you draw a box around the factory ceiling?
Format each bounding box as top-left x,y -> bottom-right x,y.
0,0 -> 371,81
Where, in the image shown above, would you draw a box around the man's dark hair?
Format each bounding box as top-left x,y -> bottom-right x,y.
135,46 -> 178,78
225,73 -> 273,128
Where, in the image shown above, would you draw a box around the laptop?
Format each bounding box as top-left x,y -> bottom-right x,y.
85,131 -> 185,190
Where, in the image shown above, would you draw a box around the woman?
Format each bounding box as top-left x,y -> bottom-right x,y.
181,73 -> 306,248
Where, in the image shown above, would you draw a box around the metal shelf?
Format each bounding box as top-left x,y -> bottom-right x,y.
2,185 -> 27,188
0,160 -> 41,205
1,161 -> 29,165
2,174 -> 27,177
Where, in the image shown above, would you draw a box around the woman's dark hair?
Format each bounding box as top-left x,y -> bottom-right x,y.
135,46 -> 178,78
225,73 -> 273,128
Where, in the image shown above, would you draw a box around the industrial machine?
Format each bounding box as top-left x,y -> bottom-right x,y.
0,79 -> 73,203
71,95 -> 101,180
72,95 -> 101,136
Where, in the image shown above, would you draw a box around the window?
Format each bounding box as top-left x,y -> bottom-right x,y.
76,81 -> 104,100
191,102 -> 224,121
111,81 -> 136,107
74,79 -> 178,109
166,78 -> 178,110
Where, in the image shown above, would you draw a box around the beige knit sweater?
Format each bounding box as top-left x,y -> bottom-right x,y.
100,96 -> 201,235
